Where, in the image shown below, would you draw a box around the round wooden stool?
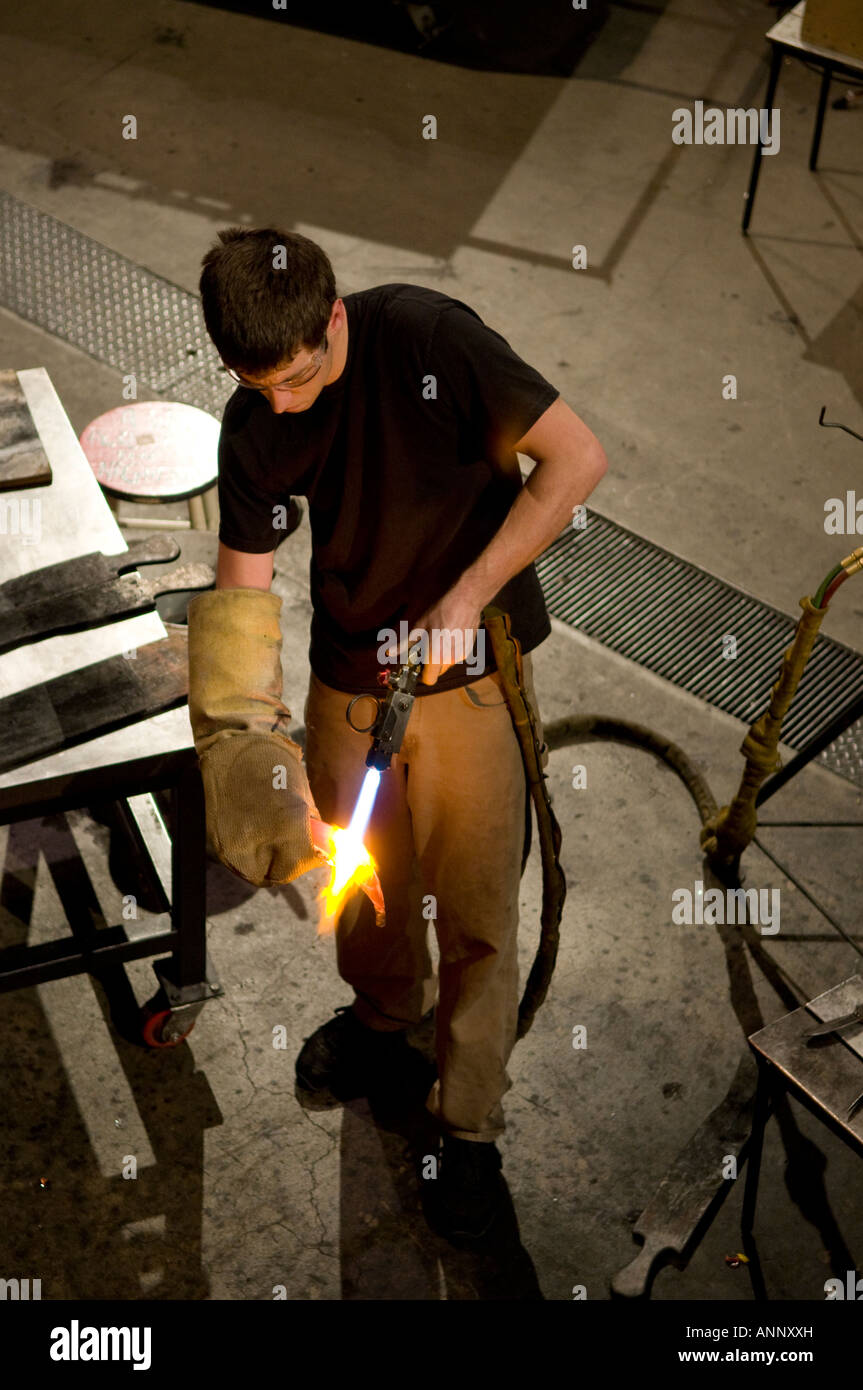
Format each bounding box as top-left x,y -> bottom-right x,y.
80,401 -> 220,532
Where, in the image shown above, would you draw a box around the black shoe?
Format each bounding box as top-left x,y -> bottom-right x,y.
295,1005 -> 412,1100
430,1136 -> 504,1240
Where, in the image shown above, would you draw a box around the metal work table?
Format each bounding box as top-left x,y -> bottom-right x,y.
743,975 -> 863,1289
743,1 -> 863,232
0,367 -> 220,1044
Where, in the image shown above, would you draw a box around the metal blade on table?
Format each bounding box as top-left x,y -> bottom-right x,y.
806,1003 -> 863,1039
0,627 -> 191,776
0,534 -> 181,607
0,561 -> 214,656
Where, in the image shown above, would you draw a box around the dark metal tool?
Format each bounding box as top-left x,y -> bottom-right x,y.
0,627 -> 191,775
0,541 -> 213,656
346,641 -> 424,772
611,1052 -> 757,1299
805,1003 -> 863,1039
0,535 -> 180,607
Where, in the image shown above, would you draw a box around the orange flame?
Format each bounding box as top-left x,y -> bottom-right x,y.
318,826 -> 377,930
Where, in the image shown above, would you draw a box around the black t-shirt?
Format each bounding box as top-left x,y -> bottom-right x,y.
217,283 -> 559,695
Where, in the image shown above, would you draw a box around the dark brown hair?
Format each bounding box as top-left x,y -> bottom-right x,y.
199,227 -> 337,372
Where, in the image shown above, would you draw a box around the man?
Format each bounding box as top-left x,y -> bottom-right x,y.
190,226 -> 607,1240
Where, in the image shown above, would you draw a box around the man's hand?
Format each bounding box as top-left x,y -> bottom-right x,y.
309,815 -> 334,858
384,583 -> 484,687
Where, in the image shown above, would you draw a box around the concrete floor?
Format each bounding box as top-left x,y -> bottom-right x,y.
1,0 -> 862,1302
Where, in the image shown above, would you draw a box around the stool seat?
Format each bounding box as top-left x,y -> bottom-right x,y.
80,401 -> 219,504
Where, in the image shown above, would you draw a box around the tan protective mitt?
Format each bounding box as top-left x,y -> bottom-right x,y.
186,587 -> 321,886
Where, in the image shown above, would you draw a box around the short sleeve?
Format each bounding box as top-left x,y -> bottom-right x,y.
217,414 -> 284,555
429,302 -> 560,456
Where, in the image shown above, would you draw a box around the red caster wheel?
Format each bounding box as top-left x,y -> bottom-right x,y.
141,1000 -> 197,1048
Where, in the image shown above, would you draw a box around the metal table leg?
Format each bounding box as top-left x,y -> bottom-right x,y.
743,46 -> 783,234
151,757 -> 222,1035
810,63 -> 833,171
740,1058 -> 771,1300
741,1058 -> 770,1239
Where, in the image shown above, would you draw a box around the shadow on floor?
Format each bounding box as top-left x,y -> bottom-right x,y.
0,808 -> 542,1298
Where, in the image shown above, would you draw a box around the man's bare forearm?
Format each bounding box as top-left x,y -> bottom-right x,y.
216,541 -> 275,591
457,442 -> 607,613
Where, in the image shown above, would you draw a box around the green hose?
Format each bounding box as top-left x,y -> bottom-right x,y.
814,563 -> 844,609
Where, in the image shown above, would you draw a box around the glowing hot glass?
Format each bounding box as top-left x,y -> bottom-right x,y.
319,768 -> 382,923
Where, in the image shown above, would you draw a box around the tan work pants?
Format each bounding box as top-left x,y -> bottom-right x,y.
303,657 -> 542,1142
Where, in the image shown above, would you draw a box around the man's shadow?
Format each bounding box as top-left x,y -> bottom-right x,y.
295,1008 -> 544,1301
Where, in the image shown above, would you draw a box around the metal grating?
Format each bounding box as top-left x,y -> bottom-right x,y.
0,191 -> 232,419
813,721 -> 863,788
1,191 -> 861,787
537,516 -> 863,788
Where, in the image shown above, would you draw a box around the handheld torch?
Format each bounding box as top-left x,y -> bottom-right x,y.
344,641 -> 424,839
